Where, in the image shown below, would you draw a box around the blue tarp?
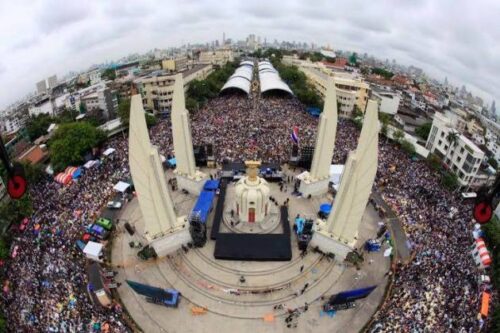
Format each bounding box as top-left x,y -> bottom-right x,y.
295,217 -> 305,234
168,158 -> 176,167
203,180 -> 220,191
192,191 -> 216,224
320,203 -> 332,215
330,285 -> 377,304
71,167 -> 82,179
307,107 -> 321,117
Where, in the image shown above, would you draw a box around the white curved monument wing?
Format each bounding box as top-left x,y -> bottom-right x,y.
172,74 -> 197,177
129,94 -> 177,239
327,100 -> 379,244
310,77 -> 338,180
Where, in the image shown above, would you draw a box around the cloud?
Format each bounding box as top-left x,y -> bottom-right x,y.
0,0 -> 498,109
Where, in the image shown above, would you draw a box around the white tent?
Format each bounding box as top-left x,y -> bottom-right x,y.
84,160 -> 99,169
113,181 -> 130,193
83,241 -> 103,262
329,164 -> 345,190
103,148 -> 116,156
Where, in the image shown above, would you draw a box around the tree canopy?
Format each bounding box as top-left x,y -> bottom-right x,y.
49,122 -> 106,172
372,67 -> 394,80
275,63 -> 323,109
26,114 -> 55,141
415,122 -> 432,140
117,98 -> 156,127
102,68 -> 116,81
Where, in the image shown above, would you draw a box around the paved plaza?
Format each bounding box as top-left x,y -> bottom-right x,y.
112,168 -> 391,333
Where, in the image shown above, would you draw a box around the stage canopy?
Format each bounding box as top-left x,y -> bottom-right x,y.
55,172 -> 72,185
113,181 -> 130,193
103,148 -> 116,156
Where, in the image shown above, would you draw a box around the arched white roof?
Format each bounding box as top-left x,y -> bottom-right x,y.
258,61 -> 293,95
220,62 -> 254,94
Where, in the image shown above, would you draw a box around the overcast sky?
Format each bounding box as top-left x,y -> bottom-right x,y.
0,0 -> 499,110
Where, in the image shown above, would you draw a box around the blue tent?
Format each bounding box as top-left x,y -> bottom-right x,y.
168,158 -> 176,167
319,203 -> 333,215
295,217 -> 305,234
307,107 -> 321,117
72,167 -> 82,179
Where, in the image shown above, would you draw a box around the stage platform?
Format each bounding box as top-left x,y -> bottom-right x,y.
214,206 -> 291,261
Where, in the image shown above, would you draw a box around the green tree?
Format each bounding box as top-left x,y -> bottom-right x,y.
20,161 -> 44,183
0,237 -> 10,259
186,97 -> 199,113
117,98 -> 131,125
379,113 -> 391,139
26,114 -> 55,141
444,131 -> 459,166
348,52 -> 358,66
58,107 -> 78,123
427,153 -> 442,171
49,122 -> 106,172
79,102 -> 87,114
145,114 -> 157,127
393,129 -> 405,143
0,194 -> 32,232
102,68 -> 116,81
441,171 -> 459,190
400,139 -> 416,155
372,67 -> 394,80
488,157 -> 498,169
415,122 -> 432,140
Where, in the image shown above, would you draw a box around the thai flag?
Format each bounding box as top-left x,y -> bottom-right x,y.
290,126 -> 299,144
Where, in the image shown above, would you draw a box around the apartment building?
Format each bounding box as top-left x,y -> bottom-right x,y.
199,49 -> 234,66
135,64 -> 213,115
162,56 -> 188,72
79,82 -> 118,120
298,64 -> 370,117
426,112 -> 485,187
371,87 -> 401,115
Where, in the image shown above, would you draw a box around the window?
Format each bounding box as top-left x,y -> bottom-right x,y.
438,140 -> 443,146
460,147 -> 465,154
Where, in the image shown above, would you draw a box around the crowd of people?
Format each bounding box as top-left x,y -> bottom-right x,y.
3,137 -> 131,332
1,91 -> 484,331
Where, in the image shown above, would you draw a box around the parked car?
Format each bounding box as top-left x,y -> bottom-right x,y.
76,240 -> 87,251
87,224 -> 110,240
107,201 -> 122,209
96,217 -> 113,231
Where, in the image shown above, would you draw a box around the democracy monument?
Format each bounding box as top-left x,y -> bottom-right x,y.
114,59 -> 388,332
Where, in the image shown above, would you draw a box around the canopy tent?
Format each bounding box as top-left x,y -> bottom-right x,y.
461,192 -> 477,199
84,160 -> 100,169
71,168 -> 82,179
113,181 -> 130,193
168,157 -> 176,167
319,203 -> 333,215
45,165 -> 54,175
55,173 -> 72,185
83,241 -> 103,262
65,166 -> 78,175
103,148 -> 116,156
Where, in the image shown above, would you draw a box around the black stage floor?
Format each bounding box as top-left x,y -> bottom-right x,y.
213,206 -> 292,261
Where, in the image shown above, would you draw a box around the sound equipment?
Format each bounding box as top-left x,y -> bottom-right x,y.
298,146 -> 314,169
193,145 -> 207,167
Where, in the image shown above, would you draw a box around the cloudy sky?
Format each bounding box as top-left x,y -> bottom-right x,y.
0,0 -> 499,110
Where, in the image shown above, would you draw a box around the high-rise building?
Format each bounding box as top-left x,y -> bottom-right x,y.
47,75 -> 58,89
36,80 -> 47,94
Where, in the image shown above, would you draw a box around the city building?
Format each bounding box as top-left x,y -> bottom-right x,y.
161,56 -> 188,72
198,49 -> 234,66
89,70 -> 102,85
485,127 -> 500,164
36,80 -> 47,94
28,97 -> 54,117
135,64 -> 213,115
47,75 -> 58,89
79,82 -> 118,120
297,64 -> 370,117
371,87 -> 401,115
426,112 -> 485,187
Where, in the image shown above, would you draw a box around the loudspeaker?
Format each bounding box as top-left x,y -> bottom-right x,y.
206,144 -> 214,157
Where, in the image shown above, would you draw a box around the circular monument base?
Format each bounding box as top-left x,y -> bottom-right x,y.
111,168 -> 391,333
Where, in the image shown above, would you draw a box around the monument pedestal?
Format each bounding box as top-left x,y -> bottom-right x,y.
150,217 -> 192,257
297,172 -> 330,197
310,221 -> 352,260
175,170 -> 208,195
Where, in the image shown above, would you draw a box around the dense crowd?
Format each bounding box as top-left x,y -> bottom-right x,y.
3,137 -> 131,332
2,92 -> 483,331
